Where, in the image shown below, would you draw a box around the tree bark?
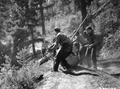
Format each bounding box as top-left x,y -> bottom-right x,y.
29,25 -> 36,57
40,5 -> 46,35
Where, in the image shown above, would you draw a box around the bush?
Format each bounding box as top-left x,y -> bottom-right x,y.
0,52 -> 43,89
16,47 -> 32,66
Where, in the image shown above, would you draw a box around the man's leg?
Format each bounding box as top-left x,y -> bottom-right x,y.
86,48 -> 92,68
53,57 -> 60,71
54,43 -> 72,71
61,58 -> 71,70
91,48 -> 97,69
79,47 -> 86,65
60,43 -> 72,69
58,48 -> 71,70
53,49 -> 63,71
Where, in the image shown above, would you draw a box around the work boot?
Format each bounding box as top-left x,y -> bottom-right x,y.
61,62 -> 71,70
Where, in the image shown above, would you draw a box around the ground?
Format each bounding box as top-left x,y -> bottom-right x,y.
35,60 -> 120,89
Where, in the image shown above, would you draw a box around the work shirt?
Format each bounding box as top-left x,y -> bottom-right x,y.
52,32 -> 72,50
56,33 -> 72,46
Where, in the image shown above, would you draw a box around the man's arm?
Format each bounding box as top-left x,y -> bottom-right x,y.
89,35 -> 99,47
50,35 -> 60,51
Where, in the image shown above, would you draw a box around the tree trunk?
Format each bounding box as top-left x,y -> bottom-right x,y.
29,25 -> 36,57
40,5 -> 46,35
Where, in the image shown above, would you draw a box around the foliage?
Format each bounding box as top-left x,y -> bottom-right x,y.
74,0 -> 93,10
0,0 -> 11,39
90,0 -> 120,59
12,28 -> 30,52
0,57 -> 43,89
16,47 -> 32,65
0,41 -> 12,66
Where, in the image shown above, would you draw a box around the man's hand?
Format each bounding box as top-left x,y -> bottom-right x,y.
89,44 -> 93,47
84,44 -> 93,48
47,44 -> 55,52
84,44 -> 89,47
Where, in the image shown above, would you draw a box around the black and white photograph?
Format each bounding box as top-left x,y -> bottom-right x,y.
0,0 -> 120,89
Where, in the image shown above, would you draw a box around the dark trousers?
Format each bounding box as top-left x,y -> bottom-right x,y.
53,43 -> 72,71
79,46 -> 86,65
91,47 -> 97,68
80,46 -> 97,68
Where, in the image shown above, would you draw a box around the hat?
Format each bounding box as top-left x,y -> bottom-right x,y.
86,26 -> 92,30
54,28 -> 61,32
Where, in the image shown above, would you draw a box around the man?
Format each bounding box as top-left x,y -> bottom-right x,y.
72,32 -> 80,56
50,28 -> 73,72
83,26 -> 98,69
73,31 -> 88,66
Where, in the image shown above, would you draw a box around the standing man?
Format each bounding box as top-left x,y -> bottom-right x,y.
50,28 -> 73,72
83,26 -> 98,69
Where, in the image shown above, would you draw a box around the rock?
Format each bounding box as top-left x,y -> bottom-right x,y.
36,70 -> 120,89
98,61 -> 120,74
35,59 -> 120,89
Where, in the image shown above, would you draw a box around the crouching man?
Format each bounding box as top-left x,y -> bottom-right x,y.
49,28 -> 73,72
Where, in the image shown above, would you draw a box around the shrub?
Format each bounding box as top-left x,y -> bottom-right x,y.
16,47 -> 32,66
0,51 -> 43,89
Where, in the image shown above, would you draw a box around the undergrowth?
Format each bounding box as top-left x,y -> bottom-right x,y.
0,51 -> 43,89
